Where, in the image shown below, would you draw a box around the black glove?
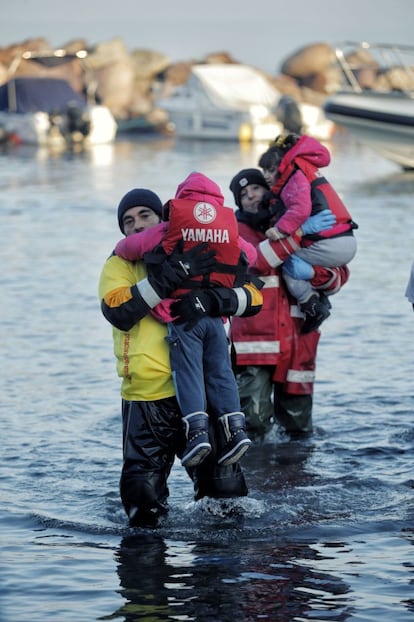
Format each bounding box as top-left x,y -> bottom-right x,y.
144,243 -> 216,300
170,290 -> 216,331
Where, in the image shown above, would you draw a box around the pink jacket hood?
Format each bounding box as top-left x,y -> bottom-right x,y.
174,172 -> 224,207
279,135 -> 330,175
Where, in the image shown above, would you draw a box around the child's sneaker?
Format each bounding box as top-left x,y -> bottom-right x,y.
181,412 -> 212,467
301,293 -> 331,333
217,412 -> 251,466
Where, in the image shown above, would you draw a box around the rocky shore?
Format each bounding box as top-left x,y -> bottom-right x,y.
0,37 -> 410,131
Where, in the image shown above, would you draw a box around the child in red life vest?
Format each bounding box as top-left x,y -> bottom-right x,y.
115,172 -> 261,468
259,133 -> 358,333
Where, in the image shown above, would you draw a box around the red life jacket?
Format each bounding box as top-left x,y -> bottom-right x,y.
308,173 -> 355,239
272,163 -> 356,240
161,198 -> 246,292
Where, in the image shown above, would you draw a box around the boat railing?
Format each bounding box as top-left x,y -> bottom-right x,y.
333,41 -> 414,96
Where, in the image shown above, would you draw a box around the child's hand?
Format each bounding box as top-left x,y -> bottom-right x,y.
265,227 -> 282,241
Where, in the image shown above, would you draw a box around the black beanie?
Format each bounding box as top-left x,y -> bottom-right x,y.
229,168 -> 269,208
117,188 -> 163,233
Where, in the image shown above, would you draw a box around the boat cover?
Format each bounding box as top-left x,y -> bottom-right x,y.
0,77 -> 86,113
190,64 -> 280,110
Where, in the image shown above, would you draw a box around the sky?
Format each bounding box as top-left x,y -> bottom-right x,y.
2,0 -> 413,74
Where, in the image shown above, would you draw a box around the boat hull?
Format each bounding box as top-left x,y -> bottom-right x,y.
324,90 -> 414,169
0,105 -> 117,147
161,107 -> 281,141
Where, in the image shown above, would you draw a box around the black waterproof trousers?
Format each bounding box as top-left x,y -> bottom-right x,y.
120,397 -> 248,527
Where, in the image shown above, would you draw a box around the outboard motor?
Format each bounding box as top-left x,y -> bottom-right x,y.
66,103 -> 91,140
275,95 -> 303,135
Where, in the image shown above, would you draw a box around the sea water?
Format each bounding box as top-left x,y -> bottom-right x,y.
0,132 -> 413,621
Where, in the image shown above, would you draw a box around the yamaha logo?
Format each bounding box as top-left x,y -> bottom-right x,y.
193,202 -> 216,224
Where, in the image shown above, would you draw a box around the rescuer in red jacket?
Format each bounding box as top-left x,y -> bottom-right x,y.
229,168 -> 350,438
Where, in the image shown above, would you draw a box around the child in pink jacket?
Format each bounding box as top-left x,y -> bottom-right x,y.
115,172 -> 258,470
259,133 -> 358,333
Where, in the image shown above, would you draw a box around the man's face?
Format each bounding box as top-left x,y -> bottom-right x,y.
122,206 -> 160,236
239,184 -> 267,214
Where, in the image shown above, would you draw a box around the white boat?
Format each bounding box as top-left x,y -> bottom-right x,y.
0,50 -> 117,148
156,63 -> 333,142
323,42 -> 414,169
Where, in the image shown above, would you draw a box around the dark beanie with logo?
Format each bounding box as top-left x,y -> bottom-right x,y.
117,188 -> 163,233
229,168 -> 269,208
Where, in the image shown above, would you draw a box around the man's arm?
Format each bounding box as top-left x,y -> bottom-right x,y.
99,243 -> 217,332
310,265 -> 350,295
169,278 -> 264,331
99,254 -> 154,331
256,209 -> 336,273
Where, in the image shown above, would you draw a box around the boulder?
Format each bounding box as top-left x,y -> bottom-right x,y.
374,66 -> 414,92
87,38 -> 135,116
130,49 -> 171,79
203,51 -> 239,64
281,42 -> 336,78
163,61 -> 193,86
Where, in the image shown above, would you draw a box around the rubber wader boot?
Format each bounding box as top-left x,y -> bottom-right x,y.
181,411 -> 212,467
217,412 -> 251,466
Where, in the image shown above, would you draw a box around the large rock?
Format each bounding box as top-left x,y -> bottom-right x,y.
87,38 -> 135,117
281,42 -> 336,78
130,49 -> 171,80
203,51 -> 239,64
374,67 -> 414,92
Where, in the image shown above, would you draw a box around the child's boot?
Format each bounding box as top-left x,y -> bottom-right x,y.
181,411 -> 212,467
301,292 -> 331,334
217,412 -> 251,466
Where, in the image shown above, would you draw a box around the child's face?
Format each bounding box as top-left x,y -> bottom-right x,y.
262,165 -> 278,186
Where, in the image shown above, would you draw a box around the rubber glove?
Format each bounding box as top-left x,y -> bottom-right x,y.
144,243 -> 216,299
170,290 -> 215,331
301,209 -> 335,235
283,255 -> 314,280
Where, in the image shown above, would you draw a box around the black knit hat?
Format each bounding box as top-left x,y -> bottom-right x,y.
117,188 -> 163,233
229,168 -> 269,208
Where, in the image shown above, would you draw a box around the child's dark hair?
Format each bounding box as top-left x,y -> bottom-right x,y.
258,133 -> 301,169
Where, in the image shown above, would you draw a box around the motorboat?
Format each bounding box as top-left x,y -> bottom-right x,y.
0,50 -> 117,148
156,64 -> 281,141
156,63 -> 333,142
323,42 -> 414,169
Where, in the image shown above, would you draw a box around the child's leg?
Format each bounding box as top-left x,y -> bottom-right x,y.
284,237 -> 356,332
167,322 -> 207,416
202,317 -> 251,466
282,271 -> 313,304
166,322 -> 211,467
285,236 -> 357,302
281,249 -> 330,333
296,236 -> 357,268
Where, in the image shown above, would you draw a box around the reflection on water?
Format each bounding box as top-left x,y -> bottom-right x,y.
113,534 -> 354,621
1,132 -> 414,621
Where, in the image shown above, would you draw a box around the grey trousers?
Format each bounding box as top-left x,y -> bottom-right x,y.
283,235 -> 357,302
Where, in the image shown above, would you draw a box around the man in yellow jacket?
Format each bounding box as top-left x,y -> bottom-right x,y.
98,187 -> 263,527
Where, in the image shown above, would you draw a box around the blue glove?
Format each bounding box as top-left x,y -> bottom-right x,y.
302,209 -> 335,235
283,255 -> 314,280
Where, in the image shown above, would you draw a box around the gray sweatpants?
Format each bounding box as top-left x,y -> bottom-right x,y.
283,235 -> 357,303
